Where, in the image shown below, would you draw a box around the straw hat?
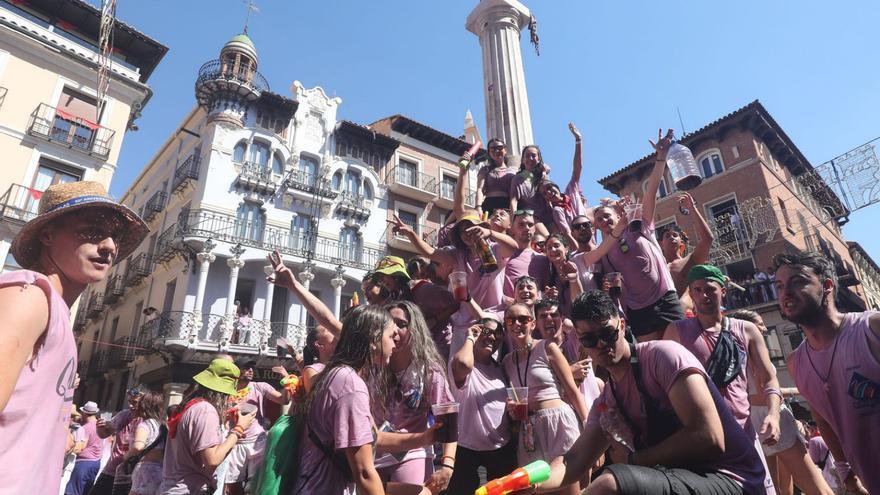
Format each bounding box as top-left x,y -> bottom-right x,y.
80,401 -> 100,415
10,181 -> 149,269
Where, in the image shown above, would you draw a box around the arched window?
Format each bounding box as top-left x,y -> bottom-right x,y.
233,141 -> 247,163
290,214 -> 314,251
272,152 -> 285,176
339,227 -> 361,264
236,202 -> 264,242
363,181 -> 373,200
331,171 -> 342,191
249,141 -> 271,168
299,155 -> 319,186
344,170 -> 360,195
696,150 -> 724,179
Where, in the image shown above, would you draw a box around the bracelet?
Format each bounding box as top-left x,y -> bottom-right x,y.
439,455 -> 456,464
231,425 -> 246,438
441,463 -> 455,471
764,387 -> 783,400
466,335 -> 477,344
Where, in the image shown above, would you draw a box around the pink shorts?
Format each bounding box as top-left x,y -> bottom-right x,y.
517,404 -> 581,465
376,457 -> 432,484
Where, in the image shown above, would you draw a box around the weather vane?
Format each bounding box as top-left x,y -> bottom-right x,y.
242,0 -> 260,34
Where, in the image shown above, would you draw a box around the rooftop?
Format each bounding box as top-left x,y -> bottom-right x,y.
371,114 -> 487,160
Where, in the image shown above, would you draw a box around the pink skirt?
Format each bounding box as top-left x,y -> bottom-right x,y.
517,404 -> 581,465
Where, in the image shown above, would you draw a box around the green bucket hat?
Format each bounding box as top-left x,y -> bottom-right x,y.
687,264 -> 727,287
193,359 -> 240,395
374,256 -> 410,280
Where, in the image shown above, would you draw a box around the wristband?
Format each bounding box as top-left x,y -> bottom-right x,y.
466,335 -> 477,344
441,463 -> 455,471
764,387 -> 783,400
232,425 -> 246,438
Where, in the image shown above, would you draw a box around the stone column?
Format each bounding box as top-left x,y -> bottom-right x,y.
466,0 -> 534,153
297,260 -> 316,327
261,265 -> 276,348
192,239 -> 216,335
331,265 -> 347,318
221,244 -> 246,346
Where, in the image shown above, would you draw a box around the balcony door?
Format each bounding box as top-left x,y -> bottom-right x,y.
27,159 -> 82,214
53,87 -> 100,151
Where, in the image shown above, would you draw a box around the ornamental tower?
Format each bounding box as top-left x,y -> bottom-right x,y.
194,33 -> 269,127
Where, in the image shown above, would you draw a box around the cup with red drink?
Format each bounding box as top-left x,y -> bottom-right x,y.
606,272 -> 623,299
506,386 -> 529,422
449,271 -> 469,302
431,402 -> 460,442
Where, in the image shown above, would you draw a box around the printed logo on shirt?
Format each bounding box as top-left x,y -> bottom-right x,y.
55,357 -> 77,402
847,372 -> 880,416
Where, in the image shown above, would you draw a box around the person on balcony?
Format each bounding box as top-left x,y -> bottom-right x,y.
0,181 -> 148,495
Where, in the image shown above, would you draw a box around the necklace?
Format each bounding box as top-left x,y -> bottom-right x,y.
804,331 -> 841,393
514,341 -> 534,388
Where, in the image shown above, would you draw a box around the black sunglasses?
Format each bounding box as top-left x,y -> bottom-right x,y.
513,209 -> 534,218
572,222 -> 592,231
579,321 -> 620,348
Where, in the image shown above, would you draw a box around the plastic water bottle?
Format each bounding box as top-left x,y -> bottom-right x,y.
598,406 -> 636,452
665,142 -> 702,190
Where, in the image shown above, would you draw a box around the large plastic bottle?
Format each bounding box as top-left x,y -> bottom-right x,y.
665,142 -> 702,190
475,460 -> 551,495
597,405 -> 636,453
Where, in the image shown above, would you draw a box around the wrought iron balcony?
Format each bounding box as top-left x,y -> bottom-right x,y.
87,350 -> 109,376
195,59 -> 269,107
235,161 -> 280,195
387,166 -> 439,201
73,307 -> 88,333
172,153 -> 200,194
143,191 -> 167,222
336,192 -> 371,220
86,293 -> 104,319
0,183 -> 40,224
285,169 -> 337,198
108,337 -> 137,367
388,223 -> 438,253
314,235 -> 385,271
27,103 -> 114,158
153,224 -> 179,263
124,252 -> 152,286
103,275 -> 125,305
268,322 -> 308,352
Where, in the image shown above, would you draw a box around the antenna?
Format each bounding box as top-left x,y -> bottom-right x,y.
676,106 -> 687,136
242,0 -> 260,34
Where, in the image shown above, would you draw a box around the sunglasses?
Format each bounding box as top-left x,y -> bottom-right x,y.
479,325 -> 500,337
489,145 -> 506,151
505,314 -> 534,326
513,209 -> 534,218
579,321 -> 620,348
572,222 -> 592,231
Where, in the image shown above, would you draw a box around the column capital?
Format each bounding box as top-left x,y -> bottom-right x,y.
197,252 -> 217,264
298,270 -> 316,284
330,277 -> 347,289
227,257 -> 246,270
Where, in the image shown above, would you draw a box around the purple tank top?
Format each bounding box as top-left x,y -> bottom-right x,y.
600,220 -> 675,310
509,173 -> 553,224
477,164 -> 515,198
0,270 -> 77,493
789,311 -> 880,494
503,340 -> 561,403
672,317 -> 752,427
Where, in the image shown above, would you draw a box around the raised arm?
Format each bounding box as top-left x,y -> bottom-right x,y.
569,122 -> 583,184
450,325 -> 480,389
680,193 -> 713,269
577,201 -> 629,266
744,320 -> 781,445
266,251 -> 342,336
473,167 -> 485,216
454,163 -> 470,219
643,129 -> 675,224
390,215 -> 456,267
463,224 -> 518,259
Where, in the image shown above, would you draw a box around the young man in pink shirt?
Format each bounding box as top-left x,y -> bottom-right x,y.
0,182 -> 148,495
775,251 -> 878,494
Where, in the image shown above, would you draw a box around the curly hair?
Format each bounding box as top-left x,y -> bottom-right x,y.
571,290 -> 618,324
773,251 -> 837,297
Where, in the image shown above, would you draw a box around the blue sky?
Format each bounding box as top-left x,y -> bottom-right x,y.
109,0 -> 880,259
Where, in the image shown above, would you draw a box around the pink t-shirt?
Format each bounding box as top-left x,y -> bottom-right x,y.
294,366 -> 375,495
410,280 -> 458,358
374,363 -> 454,467
671,317 -> 752,427
77,420 -> 104,461
550,179 -> 590,236
159,401 -> 223,494
445,244 -> 507,354
586,341 -> 765,493
0,270 -> 76,495
448,359 -> 511,451
510,173 -> 553,225
600,219 -> 675,310
503,248 -> 550,298
789,311 -> 880,494
571,252 -> 601,292
234,381 -> 277,438
103,408 -> 138,474
502,340 -> 562,404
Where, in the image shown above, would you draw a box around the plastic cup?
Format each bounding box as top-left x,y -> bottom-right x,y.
623,202 -> 643,224
506,386 -> 529,422
99,412 -> 112,422
431,402 -> 459,442
449,271 -> 469,302
606,272 -> 623,299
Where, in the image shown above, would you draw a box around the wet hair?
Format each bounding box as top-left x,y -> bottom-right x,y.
726,309 -> 761,326
406,256 -> 430,279
187,386 -> 229,419
534,298 -> 560,314
136,390 -> 165,422
302,327 -> 320,366
656,223 -> 689,244
307,305 -> 391,415
571,290 -> 618,324
519,144 -> 546,184
546,233 -> 570,249
384,300 -> 444,384
773,251 -> 837,296
505,302 -> 535,319
515,275 -> 538,289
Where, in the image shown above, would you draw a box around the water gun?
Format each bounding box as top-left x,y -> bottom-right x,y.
350,291 -> 360,307
280,374 -> 301,395
475,460 -> 551,495
458,140 -> 482,169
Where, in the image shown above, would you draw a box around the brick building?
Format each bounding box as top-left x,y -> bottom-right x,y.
599,100 -> 869,388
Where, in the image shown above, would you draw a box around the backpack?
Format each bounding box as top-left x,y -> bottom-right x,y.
251,412 -> 304,495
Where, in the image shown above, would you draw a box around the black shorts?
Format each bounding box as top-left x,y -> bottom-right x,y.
626,290 -> 684,337
481,196 -> 510,213
602,464 -> 743,495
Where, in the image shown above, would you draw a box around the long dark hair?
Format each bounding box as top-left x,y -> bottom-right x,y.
302,327 -> 320,366
185,385 -> 229,419
306,305 -> 392,415
519,144 -> 546,185
384,301 -> 444,376
486,138 -> 508,170
136,390 -> 165,422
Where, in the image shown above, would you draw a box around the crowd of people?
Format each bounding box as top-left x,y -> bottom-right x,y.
0,124 -> 877,495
